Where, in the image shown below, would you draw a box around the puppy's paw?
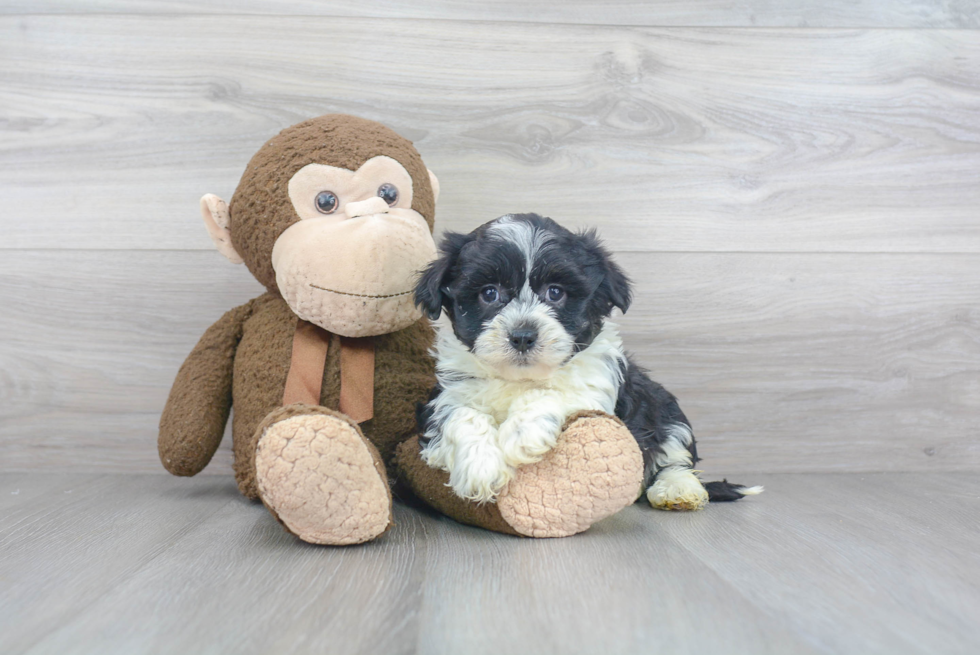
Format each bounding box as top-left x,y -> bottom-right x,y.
420,437 -> 453,471
647,467 -> 709,511
497,413 -> 562,467
449,444 -> 514,504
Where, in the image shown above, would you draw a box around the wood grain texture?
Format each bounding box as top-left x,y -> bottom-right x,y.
2,0 -> 978,28
653,472 -> 980,654
0,474 -> 241,653
615,251 -> 980,474
415,497 -> 818,655
1,250 -> 977,475
0,251 -> 264,475
0,472 -> 101,513
2,473 -> 978,654
2,17 -> 980,252
17,480 -> 432,655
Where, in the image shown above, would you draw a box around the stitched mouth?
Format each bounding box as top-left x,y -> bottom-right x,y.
309,284 -> 413,299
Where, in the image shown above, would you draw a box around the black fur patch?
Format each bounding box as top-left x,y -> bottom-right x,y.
414,213 -> 631,350
703,480 -> 753,502
614,357 -> 698,488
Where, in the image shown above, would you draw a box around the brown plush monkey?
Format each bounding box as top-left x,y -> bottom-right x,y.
160,114 -> 643,544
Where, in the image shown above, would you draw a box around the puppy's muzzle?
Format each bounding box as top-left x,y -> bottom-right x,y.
509,327 -> 538,354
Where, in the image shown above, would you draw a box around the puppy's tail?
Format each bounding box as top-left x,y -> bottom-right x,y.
704,479 -> 764,502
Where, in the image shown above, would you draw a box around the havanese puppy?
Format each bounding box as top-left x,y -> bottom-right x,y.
414,213 -> 761,509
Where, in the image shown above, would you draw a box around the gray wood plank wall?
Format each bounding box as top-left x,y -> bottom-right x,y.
1,3 -> 978,475
3,1 -> 978,27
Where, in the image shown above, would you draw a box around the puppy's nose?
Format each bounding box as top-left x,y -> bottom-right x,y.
509,328 -> 538,354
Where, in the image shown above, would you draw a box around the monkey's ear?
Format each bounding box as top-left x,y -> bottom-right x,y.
427,169 -> 440,204
414,231 -> 468,320
201,194 -> 244,264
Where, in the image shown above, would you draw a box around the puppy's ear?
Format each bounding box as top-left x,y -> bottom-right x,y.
415,231 -> 470,320
581,229 -> 633,314
602,257 -> 633,314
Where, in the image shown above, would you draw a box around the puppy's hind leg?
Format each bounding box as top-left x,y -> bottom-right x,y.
645,423 -> 763,509
646,423 -> 709,511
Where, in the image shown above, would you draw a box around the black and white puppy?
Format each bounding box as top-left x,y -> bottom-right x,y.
415,213 -> 761,508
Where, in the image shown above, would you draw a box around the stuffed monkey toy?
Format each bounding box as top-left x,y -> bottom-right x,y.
159,114 -> 643,544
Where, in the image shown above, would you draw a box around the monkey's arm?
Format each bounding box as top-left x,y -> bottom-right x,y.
158,301 -> 254,476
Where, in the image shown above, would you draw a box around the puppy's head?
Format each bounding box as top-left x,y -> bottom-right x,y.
415,213 -> 631,380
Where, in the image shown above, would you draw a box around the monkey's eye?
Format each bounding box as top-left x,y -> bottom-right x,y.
315,191 -> 338,214
377,183 -> 399,206
480,286 -> 499,304
546,285 -> 565,302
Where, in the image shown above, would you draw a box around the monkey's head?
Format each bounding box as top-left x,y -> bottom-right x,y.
202,114 -> 440,337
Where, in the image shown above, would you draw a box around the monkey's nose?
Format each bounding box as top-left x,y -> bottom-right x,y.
509,328 -> 538,354
345,196 -> 390,219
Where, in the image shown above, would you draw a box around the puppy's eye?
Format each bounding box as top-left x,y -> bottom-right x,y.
315,191 -> 338,214
377,183 -> 399,206
480,286 -> 499,303
546,285 -> 565,302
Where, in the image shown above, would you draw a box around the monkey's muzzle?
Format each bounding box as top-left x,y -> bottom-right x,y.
272,210 -> 438,337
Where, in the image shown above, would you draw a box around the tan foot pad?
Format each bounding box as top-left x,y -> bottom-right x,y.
255,413 -> 392,545
497,412 -> 644,538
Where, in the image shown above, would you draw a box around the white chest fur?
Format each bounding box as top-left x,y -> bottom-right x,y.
421,321 -> 627,502
433,321 -> 625,423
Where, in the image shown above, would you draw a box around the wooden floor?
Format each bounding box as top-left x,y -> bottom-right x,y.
1,472 -> 977,654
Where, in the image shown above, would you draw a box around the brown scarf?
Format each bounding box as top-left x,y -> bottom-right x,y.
282,319 -> 375,424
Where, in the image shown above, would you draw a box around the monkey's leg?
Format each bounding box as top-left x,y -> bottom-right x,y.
396,411 -> 643,538
252,404 -> 392,545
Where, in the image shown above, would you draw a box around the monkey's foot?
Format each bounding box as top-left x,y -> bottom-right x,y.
254,407 -> 392,545
496,411 -> 644,538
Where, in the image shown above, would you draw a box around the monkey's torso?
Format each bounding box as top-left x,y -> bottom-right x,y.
230,292 -> 435,497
